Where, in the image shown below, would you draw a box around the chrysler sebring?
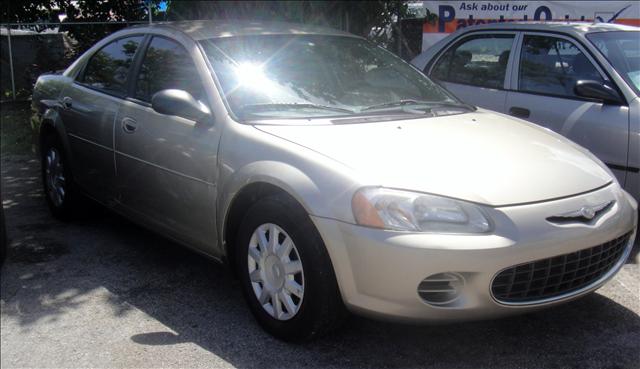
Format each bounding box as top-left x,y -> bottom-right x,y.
32,21 -> 637,341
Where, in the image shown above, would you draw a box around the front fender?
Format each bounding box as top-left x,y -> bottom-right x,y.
217,160 -> 322,241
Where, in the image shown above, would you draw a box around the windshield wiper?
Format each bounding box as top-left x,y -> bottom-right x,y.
241,103 -> 355,115
361,100 -> 472,112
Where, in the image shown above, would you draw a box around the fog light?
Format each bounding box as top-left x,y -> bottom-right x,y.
417,272 -> 465,305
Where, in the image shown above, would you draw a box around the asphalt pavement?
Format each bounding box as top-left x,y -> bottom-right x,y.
1,154 -> 639,369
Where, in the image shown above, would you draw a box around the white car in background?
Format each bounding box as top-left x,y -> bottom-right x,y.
412,22 -> 640,201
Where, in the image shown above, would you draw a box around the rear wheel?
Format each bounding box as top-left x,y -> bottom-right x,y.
236,195 -> 346,342
41,134 -> 78,220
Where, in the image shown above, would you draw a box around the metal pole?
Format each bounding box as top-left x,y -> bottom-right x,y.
6,25 -> 16,100
345,10 -> 349,32
396,0 -> 402,56
148,1 -> 152,24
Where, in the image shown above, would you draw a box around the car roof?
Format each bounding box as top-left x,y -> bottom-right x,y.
137,20 -> 357,40
457,21 -> 638,35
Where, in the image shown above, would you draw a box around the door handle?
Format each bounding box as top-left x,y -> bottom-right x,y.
509,106 -> 530,118
121,117 -> 138,133
61,96 -> 73,109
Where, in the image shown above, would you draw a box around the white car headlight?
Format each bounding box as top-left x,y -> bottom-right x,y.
352,187 -> 492,233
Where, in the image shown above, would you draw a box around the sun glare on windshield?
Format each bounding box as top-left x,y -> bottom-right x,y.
235,62 -> 270,88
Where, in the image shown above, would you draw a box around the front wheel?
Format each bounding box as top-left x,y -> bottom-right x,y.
236,195 -> 346,342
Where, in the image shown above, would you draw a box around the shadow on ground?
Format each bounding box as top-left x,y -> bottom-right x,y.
2,155 -> 639,369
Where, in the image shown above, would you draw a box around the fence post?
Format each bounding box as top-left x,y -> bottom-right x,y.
396,0 -> 402,56
6,25 -> 17,100
345,10 -> 349,32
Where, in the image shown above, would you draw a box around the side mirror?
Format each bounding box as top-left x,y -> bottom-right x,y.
151,89 -> 212,123
574,80 -> 624,105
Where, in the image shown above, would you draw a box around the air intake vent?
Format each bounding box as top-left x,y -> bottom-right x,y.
418,272 -> 465,305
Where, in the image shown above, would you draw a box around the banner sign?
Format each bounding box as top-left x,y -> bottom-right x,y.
420,1 -> 640,51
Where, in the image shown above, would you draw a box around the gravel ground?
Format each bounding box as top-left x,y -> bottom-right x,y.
1,154 -> 639,369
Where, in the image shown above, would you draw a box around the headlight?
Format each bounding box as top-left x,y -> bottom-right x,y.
352,187 -> 491,233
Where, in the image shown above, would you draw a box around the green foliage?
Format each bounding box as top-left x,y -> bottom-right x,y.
1,0 -> 67,23
425,8 -> 439,26
1,0 -> 154,23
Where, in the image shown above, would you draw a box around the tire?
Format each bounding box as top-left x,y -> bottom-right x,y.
236,195 -> 346,342
41,134 -> 79,220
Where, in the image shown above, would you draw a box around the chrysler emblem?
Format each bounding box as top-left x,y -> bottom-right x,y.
579,206 -> 597,220
548,201 -> 614,223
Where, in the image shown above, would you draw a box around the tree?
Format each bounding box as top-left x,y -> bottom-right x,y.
164,1 -> 409,47
2,1 -> 410,52
1,0 -> 155,23
2,0 -> 157,54
1,0 -> 67,24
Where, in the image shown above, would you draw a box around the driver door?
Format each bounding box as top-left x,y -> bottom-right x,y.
114,35 -> 221,251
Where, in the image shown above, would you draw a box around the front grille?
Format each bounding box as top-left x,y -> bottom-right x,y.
492,232 -> 631,304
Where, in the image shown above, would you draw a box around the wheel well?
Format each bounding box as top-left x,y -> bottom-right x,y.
223,182 -> 300,270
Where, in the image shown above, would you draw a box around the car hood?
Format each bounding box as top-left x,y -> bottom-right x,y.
256,110 -> 612,206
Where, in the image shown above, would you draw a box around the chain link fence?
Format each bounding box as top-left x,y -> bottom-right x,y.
1,15 -> 423,102
1,21 -> 151,102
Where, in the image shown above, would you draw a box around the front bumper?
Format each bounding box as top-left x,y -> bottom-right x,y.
312,184 -> 637,322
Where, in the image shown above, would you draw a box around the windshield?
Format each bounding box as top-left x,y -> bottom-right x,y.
199,35 -> 464,120
587,31 -> 640,96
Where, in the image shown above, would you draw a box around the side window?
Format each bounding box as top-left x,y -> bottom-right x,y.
519,35 -> 604,98
134,37 -> 205,102
81,36 -> 143,95
431,35 -> 514,89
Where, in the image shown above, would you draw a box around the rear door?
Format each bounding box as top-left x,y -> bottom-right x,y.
59,35 -> 145,204
114,35 -> 221,251
504,32 -> 629,186
426,32 -> 517,112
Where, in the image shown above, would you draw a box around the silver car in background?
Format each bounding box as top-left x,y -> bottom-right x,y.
32,21 -> 637,342
412,22 -> 640,201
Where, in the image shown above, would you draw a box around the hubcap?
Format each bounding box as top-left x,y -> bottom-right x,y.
247,223 -> 304,320
45,148 -> 66,207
